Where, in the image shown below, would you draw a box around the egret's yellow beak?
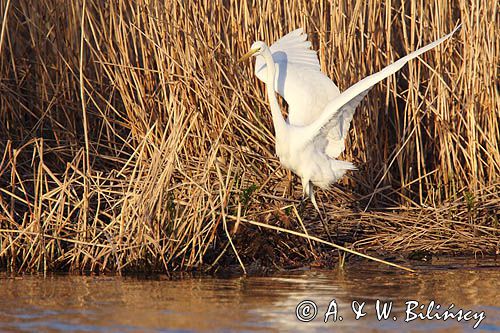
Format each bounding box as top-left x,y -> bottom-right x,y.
238,48 -> 259,63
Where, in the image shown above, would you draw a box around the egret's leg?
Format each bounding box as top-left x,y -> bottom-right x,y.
301,177 -> 308,199
287,170 -> 293,197
297,177 -> 309,213
308,182 -> 333,243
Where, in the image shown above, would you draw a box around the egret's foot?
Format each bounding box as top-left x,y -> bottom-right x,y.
317,207 -> 333,244
297,197 -> 307,215
307,183 -> 333,243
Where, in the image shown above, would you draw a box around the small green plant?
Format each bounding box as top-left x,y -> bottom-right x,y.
464,191 -> 475,212
284,206 -> 292,216
240,184 -> 258,211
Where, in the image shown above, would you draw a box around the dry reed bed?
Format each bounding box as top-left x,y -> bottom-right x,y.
0,0 -> 498,273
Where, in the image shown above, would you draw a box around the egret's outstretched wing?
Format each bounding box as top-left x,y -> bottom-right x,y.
321,89 -> 371,158
254,29 -> 341,126
304,25 -> 460,154
255,28 -> 320,77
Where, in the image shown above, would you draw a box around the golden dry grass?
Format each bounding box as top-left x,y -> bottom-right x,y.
0,0 -> 498,273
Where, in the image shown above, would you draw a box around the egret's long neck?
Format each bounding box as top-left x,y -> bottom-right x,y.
261,47 -> 287,138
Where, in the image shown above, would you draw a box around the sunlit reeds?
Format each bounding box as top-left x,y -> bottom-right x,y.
0,0 -> 498,273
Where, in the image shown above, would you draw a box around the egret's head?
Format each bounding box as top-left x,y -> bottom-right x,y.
238,41 -> 266,62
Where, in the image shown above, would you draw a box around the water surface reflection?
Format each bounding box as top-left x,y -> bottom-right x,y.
0,258 -> 498,332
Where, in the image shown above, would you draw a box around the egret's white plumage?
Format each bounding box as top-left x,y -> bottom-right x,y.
254,28 -> 341,130
240,26 -> 460,214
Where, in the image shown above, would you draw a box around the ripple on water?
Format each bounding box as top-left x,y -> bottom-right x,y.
0,257 -> 498,332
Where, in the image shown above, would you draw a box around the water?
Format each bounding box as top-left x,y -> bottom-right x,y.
0,258 -> 498,332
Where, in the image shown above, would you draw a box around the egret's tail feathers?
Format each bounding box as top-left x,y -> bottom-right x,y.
328,159 -> 356,184
331,160 -> 357,171
313,159 -> 356,189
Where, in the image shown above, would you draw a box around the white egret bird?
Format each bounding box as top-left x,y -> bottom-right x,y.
239,26 -> 459,226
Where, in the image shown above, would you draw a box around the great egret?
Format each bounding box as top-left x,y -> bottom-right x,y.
239,26 -> 459,228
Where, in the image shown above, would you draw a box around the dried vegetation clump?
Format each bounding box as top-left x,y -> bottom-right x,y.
0,0 -> 498,273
